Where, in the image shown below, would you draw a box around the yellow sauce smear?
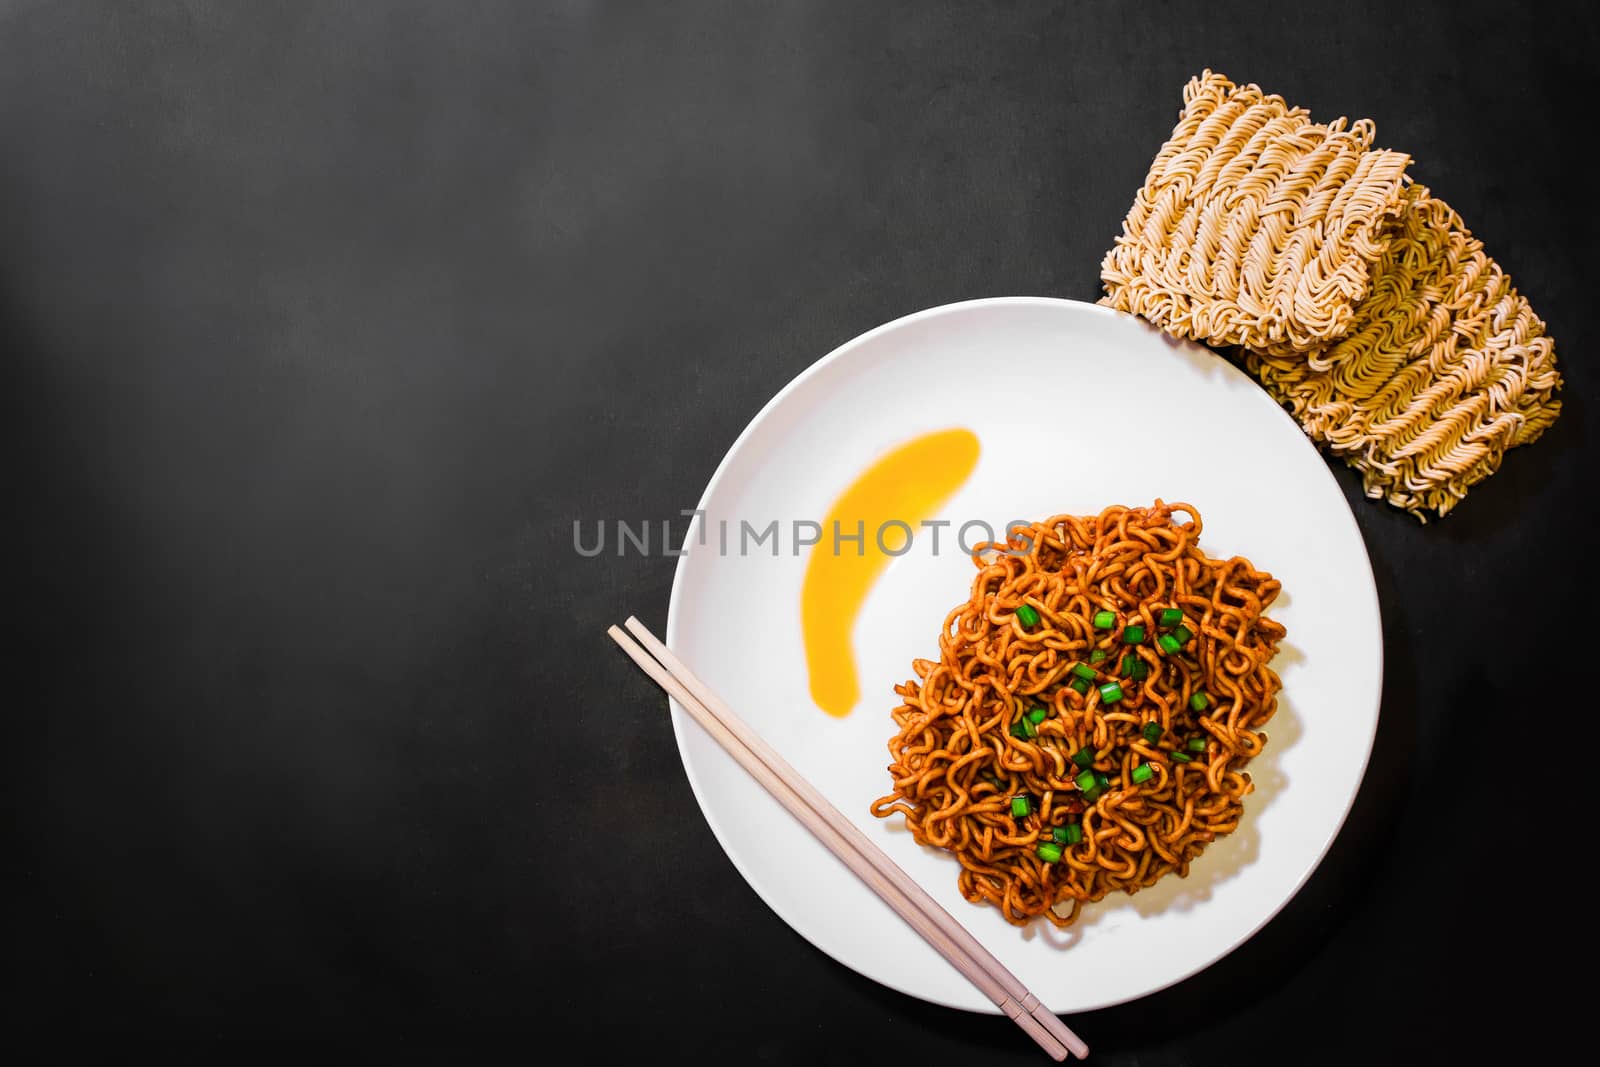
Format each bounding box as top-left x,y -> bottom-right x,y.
802,428 -> 980,717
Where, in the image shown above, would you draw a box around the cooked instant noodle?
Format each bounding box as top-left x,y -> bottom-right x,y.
869,502 -> 1285,927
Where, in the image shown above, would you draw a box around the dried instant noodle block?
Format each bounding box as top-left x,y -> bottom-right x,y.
1239,185 -> 1563,518
1100,71 -> 1410,355
1103,71 -> 1564,520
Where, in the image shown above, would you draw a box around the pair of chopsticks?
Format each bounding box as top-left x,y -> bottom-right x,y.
609,617 -> 1089,1061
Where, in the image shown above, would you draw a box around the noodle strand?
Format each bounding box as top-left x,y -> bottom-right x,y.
869,501 -> 1285,928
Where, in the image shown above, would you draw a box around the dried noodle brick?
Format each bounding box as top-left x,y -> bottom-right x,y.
1100,71 -> 1563,520
1100,70 -> 1410,355
1240,185 -> 1562,518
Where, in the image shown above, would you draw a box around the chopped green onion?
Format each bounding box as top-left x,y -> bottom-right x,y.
1158,633 -> 1181,654
1075,769 -> 1097,792
1089,649 -> 1107,664
1037,842 -> 1064,863
1072,663 -> 1097,681
1093,610 -> 1116,629
1011,795 -> 1032,818
1141,721 -> 1163,743
1158,607 -> 1184,628
1173,624 -> 1193,645
1080,785 -> 1103,804
1016,604 -> 1040,628
1170,750 -> 1193,763
1187,737 -> 1207,752
1027,707 -> 1049,725
1071,746 -> 1096,769
1190,691 -> 1210,712
1094,771 -> 1111,790
1009,720 -> 1036,740
1131,763 -> 1154,785
1062,822 -> 1083,844
1098,681 -> 1124,704
1122,654 -> 1148,680
1122,624 -> 1146,644
1068,676 -> 1091,695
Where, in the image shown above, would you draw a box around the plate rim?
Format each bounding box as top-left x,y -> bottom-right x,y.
663,295 -> 1384,1013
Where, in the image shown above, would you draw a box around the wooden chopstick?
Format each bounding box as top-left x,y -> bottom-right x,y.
610,618 -> 1089,1061
619,618 -> 1089,1058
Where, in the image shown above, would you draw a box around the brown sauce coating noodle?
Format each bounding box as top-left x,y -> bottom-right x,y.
869,502 -> 1286,928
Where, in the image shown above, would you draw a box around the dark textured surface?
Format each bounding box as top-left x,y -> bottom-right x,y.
8,1 -> 1593,1062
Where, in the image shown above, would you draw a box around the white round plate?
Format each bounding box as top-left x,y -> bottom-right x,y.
665,297 -> 1382,1013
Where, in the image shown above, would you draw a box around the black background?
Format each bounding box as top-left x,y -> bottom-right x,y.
8,2 -> 1594,1062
